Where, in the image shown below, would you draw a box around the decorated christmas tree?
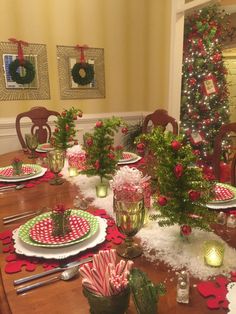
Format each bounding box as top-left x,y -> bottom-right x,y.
51,107 -> 83,150
181,5 -> 230,165
137,128 -> 216,234
82,117 -> 127,183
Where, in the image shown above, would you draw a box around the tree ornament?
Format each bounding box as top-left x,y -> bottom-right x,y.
158,195 -> 167,206
171,140 -> 181,151
188,190 -> 201,201
174,164 -> 184,178
180,225 -> 192,237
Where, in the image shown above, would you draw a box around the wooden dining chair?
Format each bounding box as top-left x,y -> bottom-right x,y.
15,106 -> 60,151
142,109 -> 178,134
230,153 -> 236,187
212,122 -> 236,183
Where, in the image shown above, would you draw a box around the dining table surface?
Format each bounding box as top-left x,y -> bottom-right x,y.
0,150 -> 235,314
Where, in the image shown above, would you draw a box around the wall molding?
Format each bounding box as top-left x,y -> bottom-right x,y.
0,111 -> 148,154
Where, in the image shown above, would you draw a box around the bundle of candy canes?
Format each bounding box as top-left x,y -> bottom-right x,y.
79,249 -> 134,296
66,144 -> 86,170
110,166 -> 151,205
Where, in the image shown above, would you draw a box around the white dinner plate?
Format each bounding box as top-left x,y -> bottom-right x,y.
12,217 -> 107,259
0,167 -> 47,183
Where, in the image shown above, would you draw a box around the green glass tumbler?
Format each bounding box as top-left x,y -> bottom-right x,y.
83,287 -> 130,314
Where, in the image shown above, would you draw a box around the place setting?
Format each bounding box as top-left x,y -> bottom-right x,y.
11,203 -> 108,260
206,183 -> 236,210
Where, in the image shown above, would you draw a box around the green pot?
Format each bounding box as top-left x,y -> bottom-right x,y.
83,287 -> 130,314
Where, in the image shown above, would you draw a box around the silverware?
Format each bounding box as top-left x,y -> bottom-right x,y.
3,207 -> 48,225
0,184 -> 25,192
14,256 -> 93,286
16,265 -> 80,294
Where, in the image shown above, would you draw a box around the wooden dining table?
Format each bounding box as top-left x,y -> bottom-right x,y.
0,150 -> 235,314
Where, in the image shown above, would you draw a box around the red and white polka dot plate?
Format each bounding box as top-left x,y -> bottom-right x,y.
29,215 -> 90,245
0,164 -> 41,180
119,152 -> 138,163
213,185 -> 234,202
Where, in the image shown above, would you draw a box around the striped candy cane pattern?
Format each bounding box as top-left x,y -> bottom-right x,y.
79,249 -> 134,296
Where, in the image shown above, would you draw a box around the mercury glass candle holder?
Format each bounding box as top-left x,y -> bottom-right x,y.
68,167 -> 78,177
204,240 -> 224,267
226,214 -> 236,228
96,183 -> 108,198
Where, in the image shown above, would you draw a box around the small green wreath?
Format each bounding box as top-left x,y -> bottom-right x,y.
71,62 -> 94,86
9,59 -> 35,85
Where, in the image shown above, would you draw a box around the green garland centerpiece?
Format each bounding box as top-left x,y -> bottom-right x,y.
9,59 -> 35,85
82,117 -> 127,189
50,107 -> 83,150
51,204 -> 71,236
137,127 -> 216,236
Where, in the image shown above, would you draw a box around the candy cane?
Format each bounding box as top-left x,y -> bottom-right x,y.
82,278 -> 101,295
115,259 -> 126,275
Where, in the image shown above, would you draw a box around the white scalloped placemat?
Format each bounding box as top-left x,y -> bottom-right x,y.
227,282 -> 236,314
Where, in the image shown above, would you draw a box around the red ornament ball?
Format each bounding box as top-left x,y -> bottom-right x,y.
174,164 -> 184,178
171,140 -> 181,151
181,225 -> 192,236
189,78 -> 197,86
95,120 -> 103,128
188,190 -> 201,201
121,127 -> 128,134
157,195 -> 167,206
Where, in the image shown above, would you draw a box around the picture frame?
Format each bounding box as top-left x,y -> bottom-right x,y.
0,41 -> 50,101
57,45 -> 105,99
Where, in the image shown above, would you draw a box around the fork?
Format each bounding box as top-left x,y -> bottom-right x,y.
3,207 -> 49,224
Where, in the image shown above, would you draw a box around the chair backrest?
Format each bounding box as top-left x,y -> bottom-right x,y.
142,109 -> 178,135
212,122 -> 236,182
15,106 -> 60,150
231,153 -> 236,187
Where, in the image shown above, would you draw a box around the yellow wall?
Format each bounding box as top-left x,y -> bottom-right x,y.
0,0 -> 170,118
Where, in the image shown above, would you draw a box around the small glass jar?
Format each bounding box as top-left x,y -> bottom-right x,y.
96,183 -> 108,198
83,286 -> 130,314
227,214 -> 236,228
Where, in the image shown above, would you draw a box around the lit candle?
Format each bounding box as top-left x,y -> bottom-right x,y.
96,183 -> 108,198
204,240 -> 224,267
68,167 -> 78,177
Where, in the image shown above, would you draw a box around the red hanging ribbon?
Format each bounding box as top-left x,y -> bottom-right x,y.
75,44 -> 88,63
8,38 -> 29,65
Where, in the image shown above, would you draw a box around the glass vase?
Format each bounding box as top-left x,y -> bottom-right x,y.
83,287 -> 130,314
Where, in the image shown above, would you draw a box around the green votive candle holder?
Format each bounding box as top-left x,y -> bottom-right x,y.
83,287 -> 130,314
96,183 -> 108,198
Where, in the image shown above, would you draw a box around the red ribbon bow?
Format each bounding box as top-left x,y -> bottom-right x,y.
75,44 -> 88,63
8,38 -> 28,64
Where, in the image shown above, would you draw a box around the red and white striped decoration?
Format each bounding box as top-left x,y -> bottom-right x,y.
79,249 -> 134,297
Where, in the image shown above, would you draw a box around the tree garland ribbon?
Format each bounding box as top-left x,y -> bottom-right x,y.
8,38 -> 28,65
